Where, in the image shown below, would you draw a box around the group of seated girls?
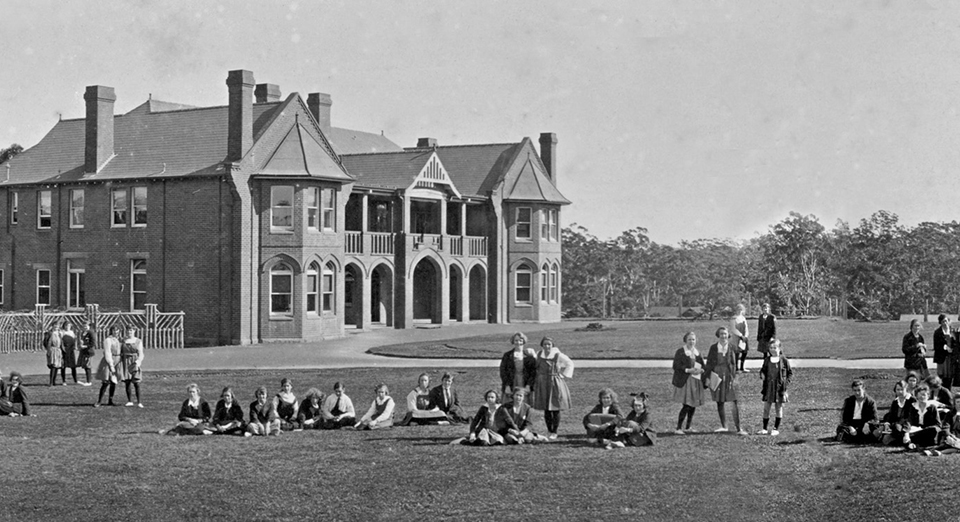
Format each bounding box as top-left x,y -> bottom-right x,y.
161,379 -> 396,436
581,388 -> 656,450
0,371 -> 29,418
835,372 -> 960,456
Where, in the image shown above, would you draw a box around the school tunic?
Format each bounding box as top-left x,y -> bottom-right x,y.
761,355 -> 792,403
705,342 -> 739,402
61,332 -> 79,368
44,331 -> 63,368
115,337 -> 144,382
672,347 -> 705,407
95,336 -> 121,382
532,350 -> 573,411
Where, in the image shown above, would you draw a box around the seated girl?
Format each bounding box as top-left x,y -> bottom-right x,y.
163,383 -> 212,436
879,380 -> 910,446
273,378 -> 300,432
209,387 -> 245,435
615,393 -> 657,447
901,384 -> 941,451
583,388 -> 624,446
0,372 -> 30,417
923,395 -> 960,456
246,386 -> 280,437
429,372 -> 471,424
321,382 -> 356,429
398,373 -> 448,426
297,388 -> 326,430
462,390 -> 504,446
356,383 -> 395,430
494,387 -> 537,444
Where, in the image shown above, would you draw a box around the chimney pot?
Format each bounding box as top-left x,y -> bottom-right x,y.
83,85 -> 116,173
255,83 -> 281,103
307,92 -> 333,135
538,132 -> 557,185
226,70 -> 255,162
417,137 -> 438,148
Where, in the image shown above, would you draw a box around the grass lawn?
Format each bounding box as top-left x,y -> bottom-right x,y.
0,366 -> 951,521
368,318 -> 930,360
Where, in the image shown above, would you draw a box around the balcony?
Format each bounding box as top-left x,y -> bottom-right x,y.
344,231 -> 395,256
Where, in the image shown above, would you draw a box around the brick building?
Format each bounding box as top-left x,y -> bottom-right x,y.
0,70 -> 569,345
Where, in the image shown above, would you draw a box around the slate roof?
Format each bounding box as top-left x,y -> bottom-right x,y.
326,127 -> 403,155
340,140 -> 569,204
1,101 -> 279,185
258,122 -> 352,181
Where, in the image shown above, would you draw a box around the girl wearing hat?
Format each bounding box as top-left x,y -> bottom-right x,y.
532,337 -> 574,440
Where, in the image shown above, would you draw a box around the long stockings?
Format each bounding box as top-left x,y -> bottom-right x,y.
544,410 -> 561,434
677,405 -> 696,430
61,367 -> 79,384
125,381 -> 141,404
717,402 -> 741,431
48,368 -> 59,386
98,382 -> 116,404
738,349 -> 747,371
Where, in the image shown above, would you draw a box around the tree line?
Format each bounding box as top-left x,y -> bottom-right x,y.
561,210 -> 960,320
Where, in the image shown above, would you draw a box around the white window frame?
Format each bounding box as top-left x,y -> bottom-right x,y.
306,187 -> 319,231
515,264 -> 532,304
322,262 -> 335,313
131,259 -> 147,311
550,209 -> 559,241
306,264 -> 319,314
516,207 -> 531,240
37,269 -> 51,305
37,190 -> 51,229
321,188 -> 335,231
270,263 -> 293,316
541,264 -> 549,302
132,186 -> 147,227
69,189 -> 84,228
270,186 -> 294,233
67,260 -> 85,309
550,263 -> 559,302
112,189 -> 128,227
541,209 -> 549,241
10,192 -> 18,225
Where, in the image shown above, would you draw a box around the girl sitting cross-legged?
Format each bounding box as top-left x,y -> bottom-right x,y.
246,386 -> 280,437
297,388 -> 326,430
583,388 -> 624,447
460,390 -> 504,446
209,387 -> 246,435
162,383 -> 211,436
355,383 -> 395,430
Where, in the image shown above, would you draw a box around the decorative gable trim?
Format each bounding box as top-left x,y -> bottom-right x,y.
406,152 -> 461,198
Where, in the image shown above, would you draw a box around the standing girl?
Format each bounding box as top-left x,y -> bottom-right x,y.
731,304 -> 750,372
759,338 -> 793,436
704,327 -> 746,435
77,322 -> 96,386
44,324 -> 62,387
532,337 -> 574,440
498,332 -> 538,401
116,326 -> 144,408
94,326 -> 121,407
672,331 -> 705,434
902,319 -> 929,379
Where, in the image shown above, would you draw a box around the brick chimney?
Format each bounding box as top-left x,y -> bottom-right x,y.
83,85 -> 116,173
226,70 -> 255,162
417,137 -> 437,148
539,132 -> 557,185
254,83 -> 281,103
307,93 -> 332,135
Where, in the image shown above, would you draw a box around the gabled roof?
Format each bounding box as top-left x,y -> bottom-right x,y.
326,127 -> 403,155
1,101 -> 279,185
258,120 -> 352,181
341,139 -> 569,204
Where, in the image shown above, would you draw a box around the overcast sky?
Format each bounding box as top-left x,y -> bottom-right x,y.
2,1 -> 957,244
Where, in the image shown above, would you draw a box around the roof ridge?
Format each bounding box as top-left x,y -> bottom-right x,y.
341,150 -> 432,157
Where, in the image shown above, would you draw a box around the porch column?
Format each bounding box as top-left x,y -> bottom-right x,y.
360,269 -> 371,330
460,201 -> 467,237
460,266 -> 470,322
361,193 -> 369,232
440,265 -> 450,325
439,198 -> 447,236
402,195 -> 410,234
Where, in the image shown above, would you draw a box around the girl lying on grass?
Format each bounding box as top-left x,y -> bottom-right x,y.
246,386 -> 280,437
210,387 -> 245,435
356,383 -> 395,430
0,372 -> 30,417
274,378 -> 300,431
162,383 -> 211,436
297,388 -> 325,430
458,389 -> 504,446
583,388 -> 623,447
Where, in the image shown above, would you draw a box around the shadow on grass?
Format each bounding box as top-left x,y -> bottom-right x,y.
31,402 -> 100,408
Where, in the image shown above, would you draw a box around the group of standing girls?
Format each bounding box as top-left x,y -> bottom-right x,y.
497,332 -> 574,440
91,326 -> 145,408
43,321 -> 96,387
672,302 -> 793,437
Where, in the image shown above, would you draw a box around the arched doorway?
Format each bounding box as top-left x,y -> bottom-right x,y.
371,263 -> 394,326
344,264 -> 362,328
469,264 -> 487,321
449,264 -> 463,322
413,257 -> 442,323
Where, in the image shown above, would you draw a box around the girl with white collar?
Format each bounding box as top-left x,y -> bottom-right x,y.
672,331 -> 705,434
705,327 -> 746,435
758,338 -> 793,436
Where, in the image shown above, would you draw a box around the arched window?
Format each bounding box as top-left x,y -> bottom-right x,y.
322,262 -> 335,313
306,263 -> 319,314
541,263 -> 549,302
550,263 -> 560,302
515,264 -> 532,304
270,263 -> 293,315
